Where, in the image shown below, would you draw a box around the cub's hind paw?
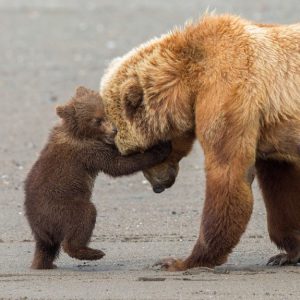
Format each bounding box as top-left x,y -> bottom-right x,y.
70,248 -> 105,261
31,262 -> 57,270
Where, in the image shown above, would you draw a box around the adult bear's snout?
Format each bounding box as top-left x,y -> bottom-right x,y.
153,185 -> 166,193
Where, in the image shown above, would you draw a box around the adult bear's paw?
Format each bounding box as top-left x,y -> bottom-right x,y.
153,257 -> 187,272
267,253 -> 300,266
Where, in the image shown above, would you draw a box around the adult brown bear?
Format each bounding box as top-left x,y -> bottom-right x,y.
100,14 -> 300,270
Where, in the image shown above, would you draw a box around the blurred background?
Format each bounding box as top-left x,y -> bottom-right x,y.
0,1 -> 299,298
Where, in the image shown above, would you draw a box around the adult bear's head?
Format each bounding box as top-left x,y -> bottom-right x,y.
100,31 -> 197,191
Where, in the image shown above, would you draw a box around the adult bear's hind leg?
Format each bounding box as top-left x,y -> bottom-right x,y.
256,159 -> 300,265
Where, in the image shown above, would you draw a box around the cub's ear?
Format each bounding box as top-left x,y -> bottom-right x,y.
120,78 -> 143,120
56,104 -> 75,119
75,86 -> 90,97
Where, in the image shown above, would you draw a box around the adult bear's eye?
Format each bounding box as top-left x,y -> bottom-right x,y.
94,118 -> 103,126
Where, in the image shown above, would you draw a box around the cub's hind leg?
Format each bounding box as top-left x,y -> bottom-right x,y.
31,237 -> 60,269
256,159 -> 300,265
62,201 -> 105,260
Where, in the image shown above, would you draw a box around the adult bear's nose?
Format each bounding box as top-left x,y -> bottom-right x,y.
153,185 -> 165,193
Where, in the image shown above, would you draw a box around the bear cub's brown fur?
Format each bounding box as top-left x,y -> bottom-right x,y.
24,86 -> 171,269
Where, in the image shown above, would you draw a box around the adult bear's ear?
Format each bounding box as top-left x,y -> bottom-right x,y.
120,78 -> 144,120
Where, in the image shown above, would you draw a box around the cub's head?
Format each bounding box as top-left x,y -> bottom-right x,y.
56,86 -> 117,144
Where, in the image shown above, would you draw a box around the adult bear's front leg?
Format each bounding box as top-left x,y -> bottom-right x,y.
155,92 -> 260,270
156,157 -> 255,270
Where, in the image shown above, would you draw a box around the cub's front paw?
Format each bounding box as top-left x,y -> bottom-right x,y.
150,141 -> 172,160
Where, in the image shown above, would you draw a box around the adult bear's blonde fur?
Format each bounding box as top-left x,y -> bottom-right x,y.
100,14 -> 300,270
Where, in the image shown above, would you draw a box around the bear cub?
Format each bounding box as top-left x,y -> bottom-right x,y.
24,86 -> 171,269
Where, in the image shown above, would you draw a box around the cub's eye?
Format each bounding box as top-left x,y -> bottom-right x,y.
94,118 -> 103,126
